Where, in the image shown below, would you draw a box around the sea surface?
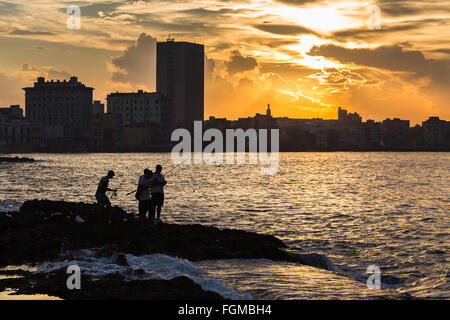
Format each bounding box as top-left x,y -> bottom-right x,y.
0,152 -> 449,299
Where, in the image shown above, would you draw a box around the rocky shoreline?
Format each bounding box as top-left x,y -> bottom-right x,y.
0,156 -> 35,163
0,268 -> 224,300
0,200 -> 311,299
0,200 -> 299,265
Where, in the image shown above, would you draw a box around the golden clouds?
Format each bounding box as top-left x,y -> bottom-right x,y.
0,0 -> 448,124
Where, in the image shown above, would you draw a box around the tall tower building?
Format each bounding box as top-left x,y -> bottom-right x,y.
157,39 -> 204,127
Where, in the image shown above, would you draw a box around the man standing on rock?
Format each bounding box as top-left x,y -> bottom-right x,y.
150,164 -> 167,225
137,168 -> 155,223
95,170 -> 117,213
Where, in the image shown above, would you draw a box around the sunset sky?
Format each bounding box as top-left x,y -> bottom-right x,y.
0,0 -> 449,124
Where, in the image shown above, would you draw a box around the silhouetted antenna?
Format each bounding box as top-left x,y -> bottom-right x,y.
167,34 -> 175,42
266,103 -> 272,117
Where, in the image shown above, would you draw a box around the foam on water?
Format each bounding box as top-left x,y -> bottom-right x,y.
36,249 -> 249,300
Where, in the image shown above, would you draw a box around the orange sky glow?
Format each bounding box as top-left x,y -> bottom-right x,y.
0,0 -> 449,125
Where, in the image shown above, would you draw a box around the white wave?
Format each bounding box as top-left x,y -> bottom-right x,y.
36,249 -> 249,300
294,253 -> 338,272
0,200 -> 22,212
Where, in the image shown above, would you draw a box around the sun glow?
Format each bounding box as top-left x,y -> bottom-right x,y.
285,35 -> 329,54
268,5 -> 356,33
283,36 -> 343,70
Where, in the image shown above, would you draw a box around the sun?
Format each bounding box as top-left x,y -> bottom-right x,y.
268,4 -> 358,33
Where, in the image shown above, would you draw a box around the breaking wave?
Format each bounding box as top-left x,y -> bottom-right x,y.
36,249 -> 249,300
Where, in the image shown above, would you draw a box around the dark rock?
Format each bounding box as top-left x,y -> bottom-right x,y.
131,269 -> 146,276
0,200 -> 294,268
0,156 -> 35,163
0,268 -> 223,300
0,199 -> 354,300
114,253 -> 129,266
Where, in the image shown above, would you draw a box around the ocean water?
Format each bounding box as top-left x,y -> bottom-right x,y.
0,152 -> 449,299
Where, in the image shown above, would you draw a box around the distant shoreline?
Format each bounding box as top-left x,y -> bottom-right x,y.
1,148 -> 449,154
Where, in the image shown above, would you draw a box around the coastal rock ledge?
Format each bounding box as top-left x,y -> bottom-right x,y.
0,200 -> 301,299
0,156 -> 35,163
0,200 -> 294,266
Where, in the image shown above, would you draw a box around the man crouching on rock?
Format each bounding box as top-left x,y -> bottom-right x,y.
95,170 -> 117,217
137,168 -> 155,224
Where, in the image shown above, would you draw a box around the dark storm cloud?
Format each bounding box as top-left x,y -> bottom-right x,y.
21,64 -> 39,72
332,18 -> 448,41
48,69 -> 72,80
230,35 -> 300,51
105,38 -> 135,46
20,64 -> 72,80
132,13 -> 229,36
275,0 -> 322,6
212,42 -> 231,51
0,1 -> 18,16
377,1 -> 424,17
205,56 -> 215,78
257,38 -> 300,48
238,77 -> 253,87
432,49 -> 450,54
308,43 -> 450,97
376,0 -> 450,17
59,2 -> 123,18
110,33 -> 157,89
428,59 -> 450,88
333,25 -> 414,39
225,50 -> 258,75
254,24 -> 319,36
9,28 -> 55,36
259,62 -> 317,81
308,44 -> 431,75
118,4 -> 251,36
180,7 -> 254,17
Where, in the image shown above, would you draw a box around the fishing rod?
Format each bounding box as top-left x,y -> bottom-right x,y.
165,161 -> 185,175
108,173 -> 126,198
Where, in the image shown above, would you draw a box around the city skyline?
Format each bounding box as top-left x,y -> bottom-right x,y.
0,1 -> 449,125
1,74 -> 449,153
2,74 -> 450,125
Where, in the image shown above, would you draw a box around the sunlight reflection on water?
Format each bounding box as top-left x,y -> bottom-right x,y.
0,152 -> 448,299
